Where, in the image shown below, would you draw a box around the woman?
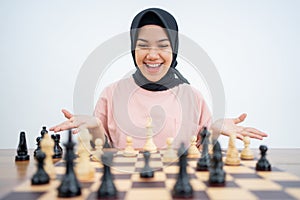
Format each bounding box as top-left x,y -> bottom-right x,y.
50,8 -> 267,148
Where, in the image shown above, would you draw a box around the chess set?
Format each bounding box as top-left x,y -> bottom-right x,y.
6,125 -> 300,200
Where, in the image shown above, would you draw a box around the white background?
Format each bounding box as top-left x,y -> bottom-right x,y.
0,0 -> 299,149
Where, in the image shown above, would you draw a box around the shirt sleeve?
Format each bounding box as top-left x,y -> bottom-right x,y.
93,87 -> 110,140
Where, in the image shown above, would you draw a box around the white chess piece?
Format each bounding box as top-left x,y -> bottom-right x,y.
143,117 -> 157,153
162,137 -> 177,162
188,135 -> 200,158
225,132 -> 240,166
78,128 -> 93,152
240,136 -> 254,160
40,133 -> 56,179
91,138 -> 103,161
76,134 -> 95,181
123,136 -> 137,157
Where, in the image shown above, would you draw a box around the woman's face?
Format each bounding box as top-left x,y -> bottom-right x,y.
135,25 -> 172,82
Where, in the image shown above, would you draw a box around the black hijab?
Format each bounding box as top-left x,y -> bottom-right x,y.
130,8 -> 189,91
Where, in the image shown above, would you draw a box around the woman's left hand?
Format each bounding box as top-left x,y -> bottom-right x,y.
211,113 -> 268,140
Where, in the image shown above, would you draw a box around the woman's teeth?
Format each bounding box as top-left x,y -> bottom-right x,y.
145,63 -> 161,68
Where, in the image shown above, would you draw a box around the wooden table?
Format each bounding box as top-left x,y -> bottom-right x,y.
0,149 -> 300,199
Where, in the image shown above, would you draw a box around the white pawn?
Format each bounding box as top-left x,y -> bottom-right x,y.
162,137 -> 177,162
225,132 -> 240,166
240,136 -> 254,160
143,117 -> 157,153
91,138 -> 103,162
40,133 -> 56,179
188,135 -> 200,158
123,136 -> 137,157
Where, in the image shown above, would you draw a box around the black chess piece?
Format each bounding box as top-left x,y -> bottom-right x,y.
97,152 -> 118,199
196,127 -> 208,148
172,143 -> 193,198
33,136 -> 42,158
256,145 -> 272,171
103,136 -> 111,148
51,134 -> 63,159
15,131 -> 30,161
40,126 -> 48,138
57,130 -> 81,197
31,151 -> 50,185
208,140 -> 226,186
196,129 -> 210,171
140,151 -> 154,178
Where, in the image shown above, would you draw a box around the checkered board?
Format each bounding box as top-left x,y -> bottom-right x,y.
3,150 -> 300,200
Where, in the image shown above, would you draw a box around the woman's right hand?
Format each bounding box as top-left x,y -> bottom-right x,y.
49,109 -> 102,134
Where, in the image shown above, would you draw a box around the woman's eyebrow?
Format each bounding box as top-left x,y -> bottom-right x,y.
137,38 -> 148,42
157,38 -> 169,42
137,38 -> 169,43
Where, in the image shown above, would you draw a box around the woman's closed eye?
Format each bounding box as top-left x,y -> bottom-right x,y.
137,44 -> 149,48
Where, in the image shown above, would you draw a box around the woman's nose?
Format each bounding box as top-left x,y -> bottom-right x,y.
146,47 -> 160,59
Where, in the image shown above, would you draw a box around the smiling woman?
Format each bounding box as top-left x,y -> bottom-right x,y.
50,7 -> 267,149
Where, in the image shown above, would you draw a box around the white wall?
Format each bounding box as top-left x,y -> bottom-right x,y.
1,0 -> 299,149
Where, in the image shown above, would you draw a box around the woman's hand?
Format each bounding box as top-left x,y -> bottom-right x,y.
49,109 -> 102,134
211,113 -> 268,140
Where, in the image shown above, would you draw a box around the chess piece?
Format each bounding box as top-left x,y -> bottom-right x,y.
79,128 -> 93,152
188,135 -> 200,158
143,117 -> 157,153
33,136 -> 42,158
31,151 -> 50,185
76,134 -> 95,181
197,127 -> 209,149
15,131 -> 30,161
225,132 -> 240,166
196,130 -> 210,171
256,145 -> 271,171
208,140 -> 226,186
103,136 -> 111,148
240,136 -> 254,160
172,143 -> 193,198
140,151 -> 154,178
51,134 -> 63,159
40,126 -> 48,138
40,133 -> 56,179
57,130 -> 81,197
162,137 -> 177,162
97,152 -> 118,199
92,138 -> 103,161
123,136 -> 137,157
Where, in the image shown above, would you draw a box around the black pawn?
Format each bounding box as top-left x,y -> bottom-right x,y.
172,143 -> 193,198
15,131 -> 30,161
140,151 -> 154,178
97,152 -> 118,199
196,129 -> 210,171
51,134 -> 63,159
40,126 -> 48,138
256,145 -> 271,171
208,140 -> 226,186
57,130 -> 81,197
31,151 -> 50,185
34,136 -> 42,158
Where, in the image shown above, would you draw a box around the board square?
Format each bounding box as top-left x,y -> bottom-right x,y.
206,188 -> 257,200
132,181 -> 165,188
1,192 -> 45,200
251,190 -> 296,200
235,179 -> 282,190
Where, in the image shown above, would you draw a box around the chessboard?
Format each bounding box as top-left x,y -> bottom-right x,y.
3,150 -> 300,200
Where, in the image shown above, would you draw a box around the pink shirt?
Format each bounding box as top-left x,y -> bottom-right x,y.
94,77 -> 211,149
